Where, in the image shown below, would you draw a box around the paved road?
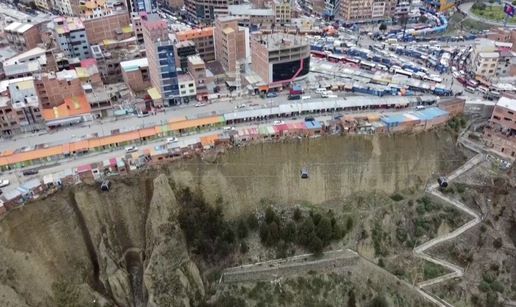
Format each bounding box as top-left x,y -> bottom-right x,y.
459,2 -> 516,26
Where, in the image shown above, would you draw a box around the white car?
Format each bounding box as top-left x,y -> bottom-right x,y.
195,102 -> 206,107
124,146 -> 138,153
452,71 -> 460,78
166,137 -> 178,144
0,180 -> 10,188
223,126 -> 235,131
235,104 -> 246,109
273,120 -> 285,125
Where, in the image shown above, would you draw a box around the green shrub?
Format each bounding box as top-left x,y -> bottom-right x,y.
483,271 -> 495,283
490,280 -> 505,293
237,220 -> 249,239
480,224 -> 487,232
247,213 -> 259,230
390,193 -> 404,202
455,183 -> 466,194
416,205 -> 426,214
293,207 -> 302,221
408,199 -> 414,207
424,261 -> 444,280
486,291 -> 497,305
240,241 -> 249,254
378,258 -> 385,268
394,268 -> 406,277
415,226 -> 425,237
478,281 -> 491,293
346,216 -> 354,231
396,228 -> 408,242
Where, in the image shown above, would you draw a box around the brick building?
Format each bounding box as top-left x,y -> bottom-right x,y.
121,58 -> 151,92
438,97 -> 465,117
176,27 -> 215,63
3,22 -> 42,52
483,94 -> 516,157
214,16 -> 248,72
83,11 -> 131,45
187,55 -> 210,100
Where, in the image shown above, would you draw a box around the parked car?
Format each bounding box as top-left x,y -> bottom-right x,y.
273,120 -> 284,125
0,179 -> 9,188
266,92 -> 277,98
456,77 -> 467,85
334,114 -> 344,120
137,111 -> 150,118
22,169 -> 38,176
304,116 -> 315,122
195,102 -> 206,107
124,146 -> 138,153
235,104 -> 246,109
223,126 -> 235,131
166,137 -> 178,144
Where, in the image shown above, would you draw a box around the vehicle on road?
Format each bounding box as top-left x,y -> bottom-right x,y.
301,95 -> 311,100
305,116 -> 315,122
249,103 -> 259,106
288,94 -> 301,100
124,146 -> 138,153
235,104 -> 246,109
301,168 -> 308,179
456,77 -> 467,85
22,169 -> 39,176
137,111 -> 150,118
465,86 -> 476,93
266,92 -> 277,98
223,126 -> 235,131
0,180 -> 10,188
195,102 -> 206,107
334,114 -> 344,119
273,120 -> 284,125
452,71 -> 460,78
166,137 -> 178,144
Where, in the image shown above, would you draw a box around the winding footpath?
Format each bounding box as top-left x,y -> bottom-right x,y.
413,141 -> 485,307
459,2 -> 516,27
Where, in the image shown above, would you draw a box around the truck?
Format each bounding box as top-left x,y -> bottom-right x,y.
290,86 -> 303,95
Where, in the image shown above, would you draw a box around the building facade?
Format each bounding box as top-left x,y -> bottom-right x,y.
143,14 -> 180,107
121,58 -> 151,92
273,0 -> 292,24
474,52 -> 499,78
228,5 -> 276,27
175,40 -> 197,72
187,55 -> 209,99
483,94 -> 516,157
178,73 -> 196,103
251,33 -> 310,86
176,27 -> 215,63
53,17 -> 91,60
339,0 -> 396,22
185,0 -> 239,22
214,16 -> 247,73
82,10 -> 131,44
3,22 -> 42,53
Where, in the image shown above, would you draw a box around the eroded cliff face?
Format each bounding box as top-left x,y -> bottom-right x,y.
168,131 -> 465,219
0,130 -> 465,306
0,174 -> 204,307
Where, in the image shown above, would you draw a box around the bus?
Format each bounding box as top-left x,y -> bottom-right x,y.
360,61 -> 377,71
328,54 -> 346,63
394,69 -> 413,78
343,57 -> 360,65
311,50 -> 327,58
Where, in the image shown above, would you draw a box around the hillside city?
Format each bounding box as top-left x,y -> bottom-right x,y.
0,0 -> 516,306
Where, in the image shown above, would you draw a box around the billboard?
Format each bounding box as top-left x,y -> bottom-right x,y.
504,3 -> 515,17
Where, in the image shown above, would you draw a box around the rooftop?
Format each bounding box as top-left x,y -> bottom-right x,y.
177,73 -> 194,83
228,4 -> 275,16
2,47 -> 46,66
497,96 -> 516,112
176,27 -> 213,40
53,16 -> 85,34
4,22 -> 34,33
188,55 -> 204,66
42,94 -> 91,120
217,16 -> 240,22
3,61 -> 41,77
120,57 -> 148,72
479,52 -> 499,58
223,27 -> 235,34
255,33 -> 309,51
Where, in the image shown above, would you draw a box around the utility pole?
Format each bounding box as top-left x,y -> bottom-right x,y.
401,0 -> 412,41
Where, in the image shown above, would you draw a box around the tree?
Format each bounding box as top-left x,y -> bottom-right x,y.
348,290 -> 357,307
312,213 -> 322,225
332,223 -> 343,240
297,219 -> 315,246
284,221 -> 297,242
293,208 -> 302,221
247,213 -> 259,230
369,295 -> 389,307
419,15 -> 428,23
379,23 -> 387,31
308,231 -> 323,254
240,241 -> 249,254
346,217 -> 354,231
269,222 -> 280,243
265,206 -> 276,224
259,223 -> 269,242
316,217 -> 333,243
237,220 -> 248,239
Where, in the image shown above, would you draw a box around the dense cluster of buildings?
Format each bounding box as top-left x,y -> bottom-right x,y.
483,93 -> 516,158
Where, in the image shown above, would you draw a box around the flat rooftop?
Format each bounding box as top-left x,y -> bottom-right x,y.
256,33 -> 309,51
228,4 -> 275,16
120,57 -> 148,72
188,55 -> 204,66
479,52 -> 499,58
497,96 -> 516,112
2,47 -> 47,66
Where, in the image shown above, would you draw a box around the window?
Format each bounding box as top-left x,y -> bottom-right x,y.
181,90 -> 186,94
489,70 -> 494,73
189,89 -> 194,93
80,34 -> 85,37
490,64 -> 496,67
189,83 -> 194,87
180,84 -> 185,88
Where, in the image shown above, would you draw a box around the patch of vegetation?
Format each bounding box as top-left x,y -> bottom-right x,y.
396,228 -> 408,242
390,193 -> 404,202
471,3 -> 516,22
372,222 -> 389,257
423,261 -> 446,280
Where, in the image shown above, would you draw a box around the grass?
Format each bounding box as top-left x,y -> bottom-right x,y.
301,202 -> 324,211
471,6 -> 516,22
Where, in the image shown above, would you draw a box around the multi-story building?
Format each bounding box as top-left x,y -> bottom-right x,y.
228,5 -> 275,27
214,16 -> 248,73
0,77 -> 44,134
90,44 -> 143,84
323,0 -> 338,20
168,0 -> 184,9
251,32 -> 310,87
3,22 -> 42,52
143,13 -> 180,107
474,52 -> 499,78
175,40 -> 197,72
2,47 -> 48,68
121,58 -> 151,92
176,28 -> 215,63
422,0 -> 454,12
35,0 -> 52,11
126,0 -> 152,13
483,94 -> 516,157
52,17 -> 91,60
496,50 -> 516,77
35,70 -> 84,109
131,12 -> 145,44
273,0 -> 292,25
82,9 -> 131,44
340,0 -> 396,22
178,73 -> 196,103
54,0 -> 79,16
187,55 -> 209,99
185,0 -> 239,22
